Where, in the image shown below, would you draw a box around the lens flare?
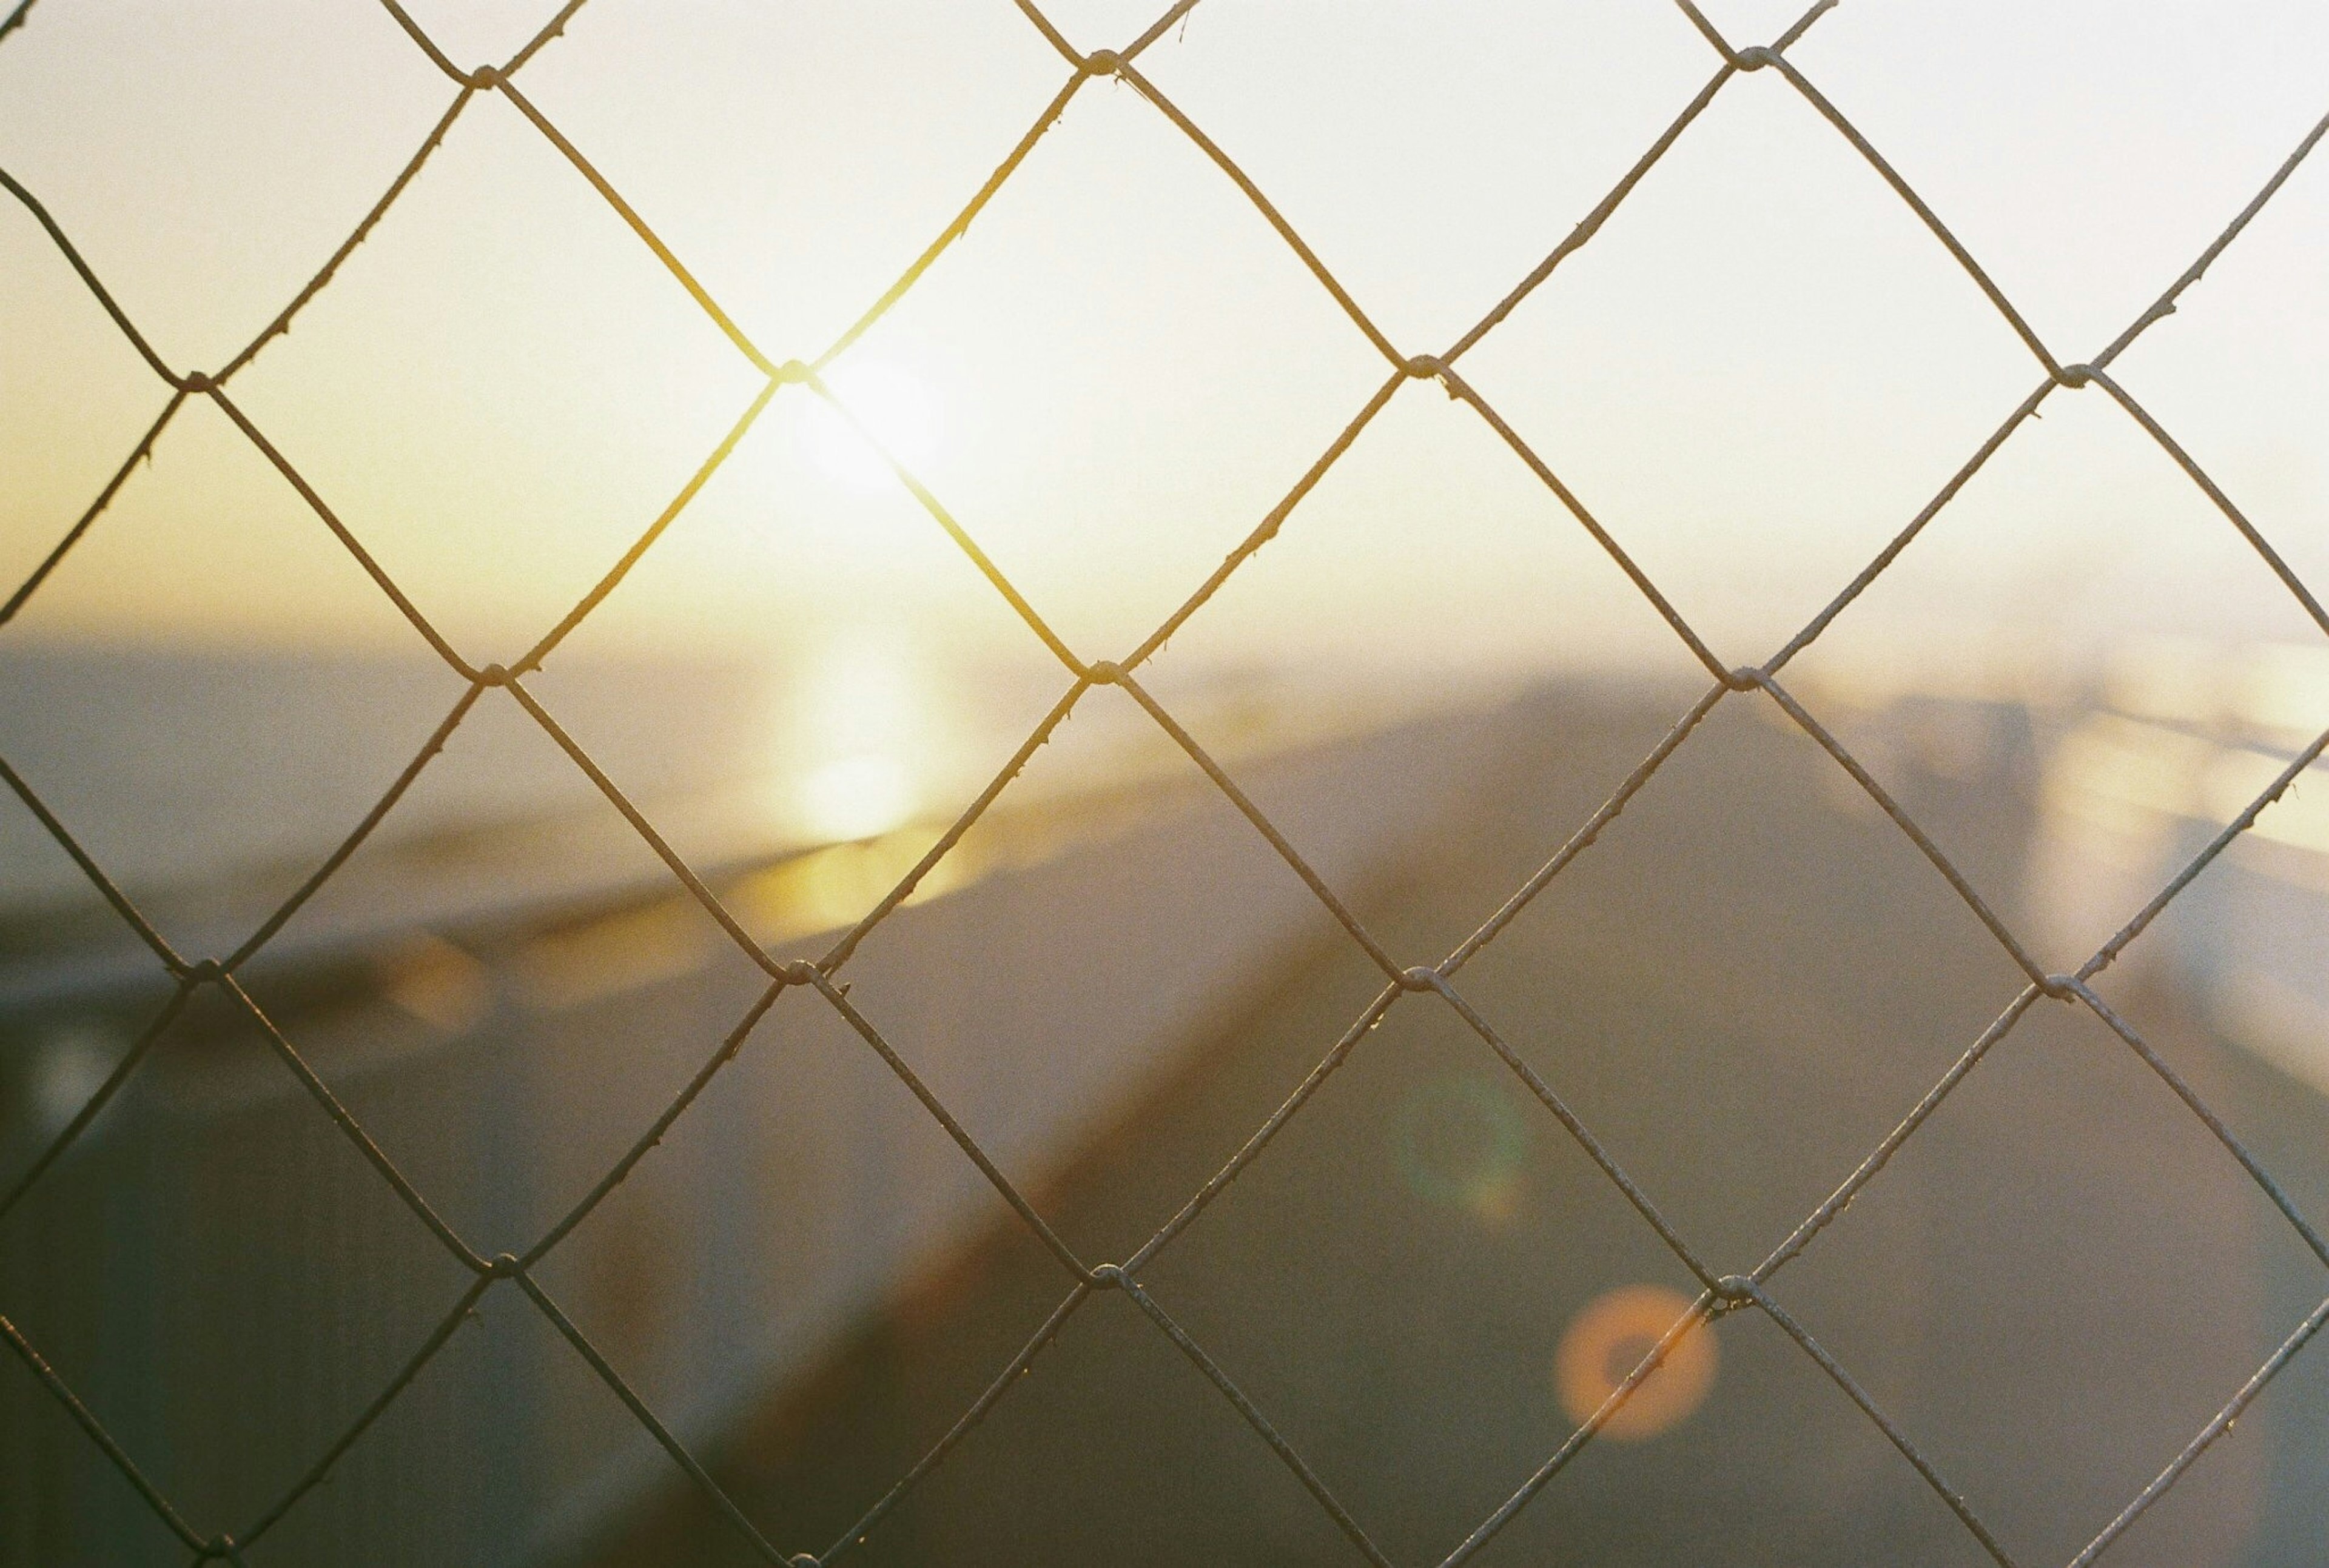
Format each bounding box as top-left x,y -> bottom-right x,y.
1554,1284 -> 1718,1441
1393,1073 -> 1527,1222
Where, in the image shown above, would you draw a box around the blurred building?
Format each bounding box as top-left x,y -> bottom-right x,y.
2028,641 -> 2329,1094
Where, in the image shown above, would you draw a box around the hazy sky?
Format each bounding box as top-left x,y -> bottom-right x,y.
6,0 -> 2328,690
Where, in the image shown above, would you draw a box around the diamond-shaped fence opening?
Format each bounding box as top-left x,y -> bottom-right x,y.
6,0 -> 2329,1564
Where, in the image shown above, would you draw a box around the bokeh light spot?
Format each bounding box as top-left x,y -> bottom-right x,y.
1555,1284 -> 1718,1441
1393,1072 -> 1527,1222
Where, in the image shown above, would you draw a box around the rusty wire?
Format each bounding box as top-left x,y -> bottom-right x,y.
5,1 -> 2329,1564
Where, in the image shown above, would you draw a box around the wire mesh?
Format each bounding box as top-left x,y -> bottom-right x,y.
5,1 -> 2329,1563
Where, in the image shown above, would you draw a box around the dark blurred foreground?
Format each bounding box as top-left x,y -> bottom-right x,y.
5,677 -> 2329,1567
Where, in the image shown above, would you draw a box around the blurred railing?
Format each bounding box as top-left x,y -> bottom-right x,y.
6,1 -> 2329,1564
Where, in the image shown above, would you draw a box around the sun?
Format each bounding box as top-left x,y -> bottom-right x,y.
801,360 -> 941,494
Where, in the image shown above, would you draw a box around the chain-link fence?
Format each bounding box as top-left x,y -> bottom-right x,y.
7,0 -> 2329,1563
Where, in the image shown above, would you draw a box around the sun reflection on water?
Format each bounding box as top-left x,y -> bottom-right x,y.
787,632 -> 929,844
799,752 -> 915,843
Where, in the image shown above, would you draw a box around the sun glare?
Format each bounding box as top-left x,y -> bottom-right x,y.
801,361 -> 941,494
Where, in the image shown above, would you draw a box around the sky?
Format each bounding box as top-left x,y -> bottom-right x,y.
5,0 -> 2329,698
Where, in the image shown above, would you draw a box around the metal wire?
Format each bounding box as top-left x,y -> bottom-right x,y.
5,1 -> 2329,1564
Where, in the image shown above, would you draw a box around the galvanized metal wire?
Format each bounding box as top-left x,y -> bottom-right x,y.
6,1 -> 2329,1563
